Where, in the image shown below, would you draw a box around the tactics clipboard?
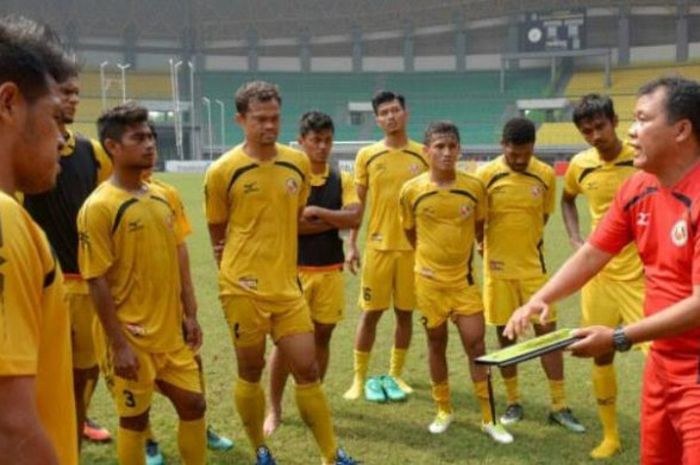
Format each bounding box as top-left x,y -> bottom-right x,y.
476,328 -> 580,368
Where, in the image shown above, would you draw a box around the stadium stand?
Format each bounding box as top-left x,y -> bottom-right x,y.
538,63 -> 700,146
200,69 -> 551,145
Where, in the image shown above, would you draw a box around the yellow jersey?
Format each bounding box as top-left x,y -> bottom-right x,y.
0,192 -> 77,465
563,142 -> 642,281
400,171 -> 486,286
477,155 -> 556,279
148,177 -> 192,237
78,181 -> 186,352
204,143 -> 311,300
354,140 -> 428,251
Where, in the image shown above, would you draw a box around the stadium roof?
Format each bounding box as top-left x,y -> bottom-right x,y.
4,0 -> 682,41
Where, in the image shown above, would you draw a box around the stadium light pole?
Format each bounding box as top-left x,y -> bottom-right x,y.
202,97 -> 213,160
171,60 -> 184,161
215,99 -> 225,152
187,61 -> 197,160
116,63 -> 131,103
99,60 -> 109,110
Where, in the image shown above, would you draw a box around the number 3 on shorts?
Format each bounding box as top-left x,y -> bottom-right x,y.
123,389 -> 136,408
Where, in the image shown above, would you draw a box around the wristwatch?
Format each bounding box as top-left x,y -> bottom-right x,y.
612,326 -> 632,352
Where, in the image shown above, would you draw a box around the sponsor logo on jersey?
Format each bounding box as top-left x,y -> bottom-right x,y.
285,178 -> 299,194
671,219 -> 688,247
460,204 -> 474,218
409,163 -> 422,175
531,185 -> 543,197
370,233 -> 383,242
128,219 -> 144,232
238,276 -> 259,290
419,267 -> 435,278
125,323 -> 146,337
243,182 -> 259,194
636,212 -> 650,226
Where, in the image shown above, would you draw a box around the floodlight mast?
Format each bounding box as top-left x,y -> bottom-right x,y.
215,99 -> 226,153
100,61 -> 109,110
170,59 -> 185,161
187,61 -> 197,160
116,63 -> 131,102
202,97 -> 214,160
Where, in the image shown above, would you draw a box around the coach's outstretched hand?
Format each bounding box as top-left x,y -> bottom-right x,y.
568,326 -> 614,358
504,298 -> 551,339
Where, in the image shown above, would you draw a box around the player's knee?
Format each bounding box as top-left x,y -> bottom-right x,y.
237,360 -> 266,382
181,394 -> 207,420
466,339 -> 486,358
291,359 -> 320,384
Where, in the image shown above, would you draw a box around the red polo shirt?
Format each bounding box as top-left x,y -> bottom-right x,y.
589,161 -> 700,355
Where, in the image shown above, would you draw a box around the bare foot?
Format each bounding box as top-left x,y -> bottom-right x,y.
263,411 -> 281,437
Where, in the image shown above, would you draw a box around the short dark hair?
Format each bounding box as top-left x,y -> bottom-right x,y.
638,76 -> 700,142
97,101 -> 150,154
572,93 -> 616,127
424,120 -> 460,146
0,15 -> 68,103
299,111 -> 334,137
371,90 -> 405,115
1,16 -> 77,84
502,117 -> 536,145
235,80 -> 282,115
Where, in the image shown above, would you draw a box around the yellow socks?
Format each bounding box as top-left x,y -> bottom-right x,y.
591,364 -> 620,458
344,350 -> 370,400
431,381 -> 452,414
117,427 -> 145,465
178,418 -> 206,465
503,375 -> 520,405
234,378 -> 266,449
549,379 -> 566,412
474,381 -> 493,424
295,382 -> 337,463
389,347 -> 407,378
389,347 -> 413,393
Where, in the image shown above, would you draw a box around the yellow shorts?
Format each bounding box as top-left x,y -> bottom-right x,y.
221,294 -> 313,348
359,248 -> 415,312
93,328 -> 201,417
416,277 -> 483,329
299,269 -> 344,325
484,274 -> 556,326
66,286 -> 98,370
581,275 -> 648,352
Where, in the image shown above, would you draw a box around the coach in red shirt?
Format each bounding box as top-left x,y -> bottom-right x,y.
505,76 -> 700,465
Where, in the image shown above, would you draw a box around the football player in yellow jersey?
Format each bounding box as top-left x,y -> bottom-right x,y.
344,91 -> 428,401
476,118 -> 584,433
204,81 -> 357,465
0,16 -> 78,465
561,94 -> 645,458
79,103 -> 207,465
264,111 -> 361,436
23,67 -> 114,446
140,134 -> 234,464
400,121 -> 513,444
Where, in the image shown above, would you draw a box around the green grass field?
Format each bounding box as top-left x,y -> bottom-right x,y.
81,172 -> 643,465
